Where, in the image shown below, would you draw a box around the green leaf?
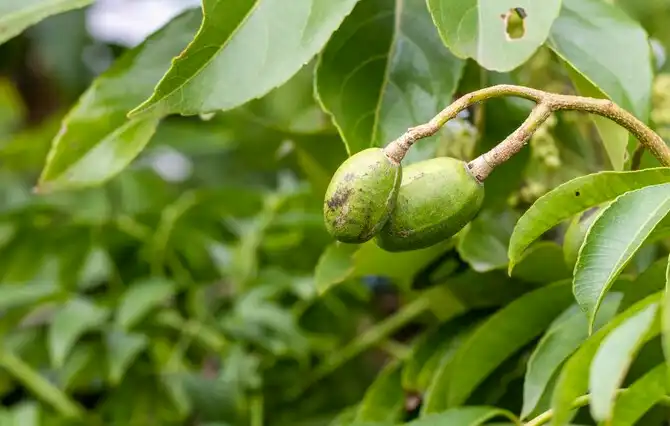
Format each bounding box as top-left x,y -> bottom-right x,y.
409,406 -> 518,426
509,168 -> 670,269
550,292 -> 661,426
589,303 -> 659,421
548,0 -> 653,170
315,0 -> 465,155
610,364 -> 666,426
664,255 -> 670,389
511,242 -> 571,284
426,0 -> 561,72
0,349 -> 83,418
0,0 -> 92,46
563,207 -> 600,270
49,298 -> 109,368
106,330 -> 148,385
314,242 -> 357,294
314,239 -> 453,293
421,321 -> 481,415
37,9 -> 202,192
443,281 -> 574,407
574,183 -> 670,330
354,361 -> 404,423
402,312 -> 486,393
58,342 -> 94,390
115,278 -> 176,330
521,295 -> 622,419
457,209 -> 519,272
0,282 -> 59,310
130,0 -> 361,118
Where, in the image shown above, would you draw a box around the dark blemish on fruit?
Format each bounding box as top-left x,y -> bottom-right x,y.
344,172 -> 355,182
326,187 -> 353,210
575,191 -> 580,196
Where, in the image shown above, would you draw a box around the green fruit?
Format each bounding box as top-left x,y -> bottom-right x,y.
324,148 -> 402,243
376,157 -> 484,252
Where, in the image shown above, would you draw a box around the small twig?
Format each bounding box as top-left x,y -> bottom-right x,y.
524,394 -> 590,426
468,103 -> 552,181
382,84 -> 670,179
631,143 -> 645,170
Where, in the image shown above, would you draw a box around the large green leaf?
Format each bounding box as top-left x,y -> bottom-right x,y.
409,406 -> 518,426
0,0 -> 92,46
36,9 -> 202,192
509,168 -> 670,269
589,302 -> 659,422
106,330 -> 148,385
520,295 -> 622,419
48,298 -> 109,369
354,362 -> 404,423
315,0 -> 464,155
574,183 -> 670,330
548,0 -> 653,170
441,282 -> 574,407
426,0 -> 561,72
610,364 -> 666,426
130,0 -> 360,118
115,278 -> 176,330
550,292 -> 661,426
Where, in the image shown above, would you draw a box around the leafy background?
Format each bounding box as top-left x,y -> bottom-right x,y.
2,0 -> 670,425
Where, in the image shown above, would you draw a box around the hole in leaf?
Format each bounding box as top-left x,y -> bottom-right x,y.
502,7 -> 526,40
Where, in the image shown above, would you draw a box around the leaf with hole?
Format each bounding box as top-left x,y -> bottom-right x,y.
426,0 -> 561,72
130,0 -> 361,118
574,183 -> 670,330
509,168 -> 670,270
0,0 -> 93,46
315,0 -> 465,155
37,9 -> 201,192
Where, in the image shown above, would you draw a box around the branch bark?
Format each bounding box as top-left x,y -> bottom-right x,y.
382,84 -> 670,181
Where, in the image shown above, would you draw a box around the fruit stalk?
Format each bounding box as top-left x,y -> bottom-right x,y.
383,84 -> 670,177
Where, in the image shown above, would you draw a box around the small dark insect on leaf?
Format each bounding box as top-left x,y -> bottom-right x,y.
514,7 -> 527,19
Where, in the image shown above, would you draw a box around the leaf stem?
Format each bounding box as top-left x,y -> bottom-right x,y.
524,392 -> 670,426
382,84 -> 670,178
